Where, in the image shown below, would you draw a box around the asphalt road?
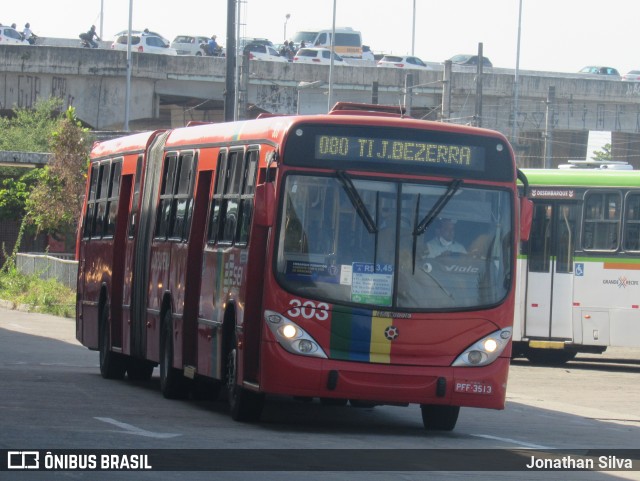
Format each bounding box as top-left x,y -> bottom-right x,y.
1,307 -> 639,481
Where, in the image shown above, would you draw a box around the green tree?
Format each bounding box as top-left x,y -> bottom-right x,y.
26,107 -> 91,247
0,97 -> 64,152
591,143 -> 613,161
0,98 -> 65,221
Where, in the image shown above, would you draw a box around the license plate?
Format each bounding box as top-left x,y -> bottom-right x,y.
454,381 -> 493,395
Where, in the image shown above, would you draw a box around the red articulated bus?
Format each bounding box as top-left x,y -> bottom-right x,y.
76,103 -> 532,431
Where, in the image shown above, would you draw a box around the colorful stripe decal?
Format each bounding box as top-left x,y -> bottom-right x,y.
604,262 -> 640,270
329,307 -> 393,364
370,313 -> 392,364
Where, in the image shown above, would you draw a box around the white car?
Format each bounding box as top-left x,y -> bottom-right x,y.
0,25 -> 29,45
111,32 -> 177,55
622,70 -> 640,82
377,55 -> 431,70
243,43 -> 288,63
170,35 -> 210,56
293,48 -> 346,65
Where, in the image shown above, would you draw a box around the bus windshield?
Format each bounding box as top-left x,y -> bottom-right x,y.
276,173 -> 513,310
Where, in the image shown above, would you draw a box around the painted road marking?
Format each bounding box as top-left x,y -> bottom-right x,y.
471,434 -> 551,449
95,417 -> 181,439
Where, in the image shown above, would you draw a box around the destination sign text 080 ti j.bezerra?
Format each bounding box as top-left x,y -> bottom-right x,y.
315,135 -> 486,171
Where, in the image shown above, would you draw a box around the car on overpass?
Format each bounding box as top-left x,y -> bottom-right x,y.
377,55 -> 431,70
243,43 -> 288,62
579,66 -> 621,78
448,54 -> 493,68
170,35 -> 209,56
111,31 -> 177,55
0,25 -> 29,45
293,47 -> 347,65
622,70 -> 640,82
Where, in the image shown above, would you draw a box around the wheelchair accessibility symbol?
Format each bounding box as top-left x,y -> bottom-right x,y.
575,263 -> 584,277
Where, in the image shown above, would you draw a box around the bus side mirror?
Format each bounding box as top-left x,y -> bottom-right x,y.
519,197 -> 533,242
254,183 -> 275,227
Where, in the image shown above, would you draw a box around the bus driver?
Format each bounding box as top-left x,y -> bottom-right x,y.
425,218 -> 467,258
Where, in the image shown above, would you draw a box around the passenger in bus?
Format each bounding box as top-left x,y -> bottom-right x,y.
425,218 -> 467,258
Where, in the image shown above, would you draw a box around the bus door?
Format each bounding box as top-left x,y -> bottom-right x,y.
524,201 -> 577,341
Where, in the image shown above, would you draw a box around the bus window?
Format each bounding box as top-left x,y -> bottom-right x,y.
104,161 -> 122,237
220,151 -> 243,243
528,205 -> 551,272
83,164 -> 100,239
624,193 -> 640,252
237,149 -> 259,245
94,162 -> 111,238
171,153 -> 195,241
583,192 -> 621,250
155,154 -> 177,239
276,174 -> 512,309
555,204 -> 575,273
128,156 -> 143,238
207,151 -> 227,244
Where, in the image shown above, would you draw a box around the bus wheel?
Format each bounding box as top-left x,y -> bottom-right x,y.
160,311 -> 188,399
98,305 -> 126,380
525,348 -> 577,366
226,330 -> 264,422
420,404 -> 460,431
127,358 -> 156,382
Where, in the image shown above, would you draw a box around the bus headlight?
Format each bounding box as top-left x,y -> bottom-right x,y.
265,310 -> 328,359
452,327 -> 512,367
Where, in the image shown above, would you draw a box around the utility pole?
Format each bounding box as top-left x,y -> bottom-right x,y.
442,60 -> 452,121
512,0 -> 523,145
474,42 -> 484,127
543,85 -> 556,168
224,0 -> 237,122
404,73 -> 414,117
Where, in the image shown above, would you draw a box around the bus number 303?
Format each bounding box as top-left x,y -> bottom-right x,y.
288,299 -> 330,321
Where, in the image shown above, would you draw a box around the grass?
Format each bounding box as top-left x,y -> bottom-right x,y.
0,268 -> 75,318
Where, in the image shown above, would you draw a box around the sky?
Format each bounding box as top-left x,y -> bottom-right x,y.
3,0 -> 639,75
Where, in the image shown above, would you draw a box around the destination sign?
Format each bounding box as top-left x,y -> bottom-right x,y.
529,188 -> 576,199
315,135 -> 486,171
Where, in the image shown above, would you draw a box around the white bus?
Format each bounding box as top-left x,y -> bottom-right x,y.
514,165 -> 640,364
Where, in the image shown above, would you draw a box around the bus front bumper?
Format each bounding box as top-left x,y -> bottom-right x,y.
259,341 -> 509,410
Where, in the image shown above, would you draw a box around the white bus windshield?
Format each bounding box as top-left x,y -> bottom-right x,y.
275,174 -> 513,310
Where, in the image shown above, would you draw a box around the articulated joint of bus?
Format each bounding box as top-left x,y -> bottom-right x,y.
452,327 -> 512,367
264,310 -> 328,358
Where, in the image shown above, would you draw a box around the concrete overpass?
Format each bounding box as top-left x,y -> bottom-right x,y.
2,43 -> 640,168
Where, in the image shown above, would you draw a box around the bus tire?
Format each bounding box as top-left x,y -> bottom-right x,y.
127,358 -> 156,381
98,305 -> 126,380
420,404 -> 460,431
226,329 -> 264,422
160,311 -> 188,399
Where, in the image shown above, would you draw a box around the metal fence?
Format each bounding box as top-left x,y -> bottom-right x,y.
16,253 -> 78,290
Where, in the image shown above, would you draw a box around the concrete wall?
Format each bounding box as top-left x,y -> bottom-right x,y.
2,44 -> 640,166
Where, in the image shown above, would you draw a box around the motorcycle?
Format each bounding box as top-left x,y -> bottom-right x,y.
199,42 -> 224,57
79,33 -> 99,48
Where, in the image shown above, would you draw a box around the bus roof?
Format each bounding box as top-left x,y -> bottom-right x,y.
163,111 -> 510,150
521,168 -> 640,188
91,130 -> 164,160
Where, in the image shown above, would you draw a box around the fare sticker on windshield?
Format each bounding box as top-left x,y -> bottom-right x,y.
350,262 -> 393,306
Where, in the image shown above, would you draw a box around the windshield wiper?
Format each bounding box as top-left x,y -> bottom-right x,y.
413,179 -> 463,236
337,171 -> 377,234
410,179 -> 463,273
